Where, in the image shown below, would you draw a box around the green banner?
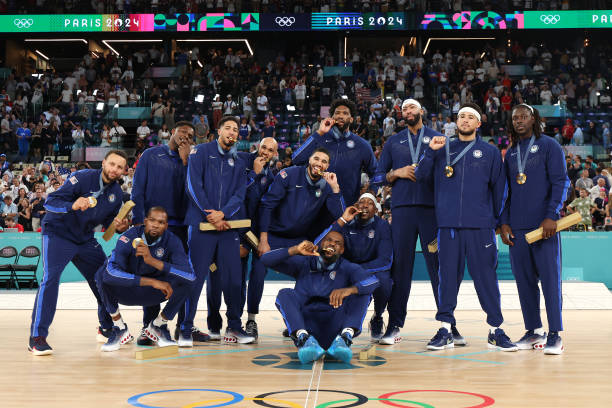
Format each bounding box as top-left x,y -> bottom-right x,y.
525,10 -> 612,29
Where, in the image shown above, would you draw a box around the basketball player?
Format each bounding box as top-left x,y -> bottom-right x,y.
262,232 -> 379,364
96,207 -> 194,351
29,150 -> 129,355
500,104 -> 569,355
415,103 -> 517,351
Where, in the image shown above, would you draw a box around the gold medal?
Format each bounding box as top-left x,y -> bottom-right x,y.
516,173 -> 527,184
132,238 -> 144,248
445,165 -> 454,178
412,163 -> 418,168
88,196 -> 97,208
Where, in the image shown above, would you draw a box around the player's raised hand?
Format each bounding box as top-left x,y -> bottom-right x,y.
318,117 -> 335,135
429,136 -> 447,150
291,240 -> 320,257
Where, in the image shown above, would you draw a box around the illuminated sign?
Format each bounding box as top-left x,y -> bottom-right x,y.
524,10 -> 612,28
260,14 -> 310,31
311,12 -> 405,30
2,11 -> 612,33
0,13 -> 260,32
420,11 -> 524,29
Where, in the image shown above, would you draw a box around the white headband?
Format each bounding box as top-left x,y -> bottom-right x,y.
458,107 -> 481,122
402,98 -> 422,110
359,193 -> 382,213
512,103 -> 534,114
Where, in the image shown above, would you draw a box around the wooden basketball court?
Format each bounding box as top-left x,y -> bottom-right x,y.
2,309 -> 611,407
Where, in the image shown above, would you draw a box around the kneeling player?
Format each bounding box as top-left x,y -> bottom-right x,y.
95,207 -> 195,351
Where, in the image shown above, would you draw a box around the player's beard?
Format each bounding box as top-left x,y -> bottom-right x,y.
458,127 -> 477,137
405,113 -> 421,127
336,120 -> 350,132
102,167 -> 122,183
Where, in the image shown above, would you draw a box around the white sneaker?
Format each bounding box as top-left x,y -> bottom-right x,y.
379,326 -> 401,345
178,332 -> 193,348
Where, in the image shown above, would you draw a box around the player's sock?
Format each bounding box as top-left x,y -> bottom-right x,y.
248,313 -> 256,321
153,314 -> 168,327
111,311 -> 126,330
441,322 -> 451,330
534,327 -> 545,336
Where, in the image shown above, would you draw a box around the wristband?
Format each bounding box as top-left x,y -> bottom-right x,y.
340,216 -> 348,224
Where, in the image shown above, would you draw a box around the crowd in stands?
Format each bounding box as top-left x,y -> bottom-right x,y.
2,32 -> 612,231
0,0 -> 595,14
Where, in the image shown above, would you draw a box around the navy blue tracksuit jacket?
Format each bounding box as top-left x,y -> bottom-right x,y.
96,226 -> 194,320
259,165 -> 344,241
292,129 -> 377,205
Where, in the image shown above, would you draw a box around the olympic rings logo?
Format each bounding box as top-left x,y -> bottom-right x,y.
13,18 -> 34,29
127,388 -> 496,408
539,15 -> 560,24
275,17 -> 296,27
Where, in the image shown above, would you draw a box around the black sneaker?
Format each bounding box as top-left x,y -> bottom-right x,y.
137,327 -> 155,346
451,325 -> 467,346
282,328 -> 290,338
369,315 -> 384,341
192,327 -> 212,342
245,320 -> 259,340
29,336 -> 53,356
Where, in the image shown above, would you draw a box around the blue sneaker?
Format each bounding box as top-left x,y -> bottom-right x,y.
296,333 -> 325,364
427,327 -> 454,350
488,328 -> 518,352
28,336 -> 53,356
515,330 -> 547,350
101,325 -> 134,352
145,322 -> 177,347
327,332 -> 353,363
192,327 -> 212,342
224,327 -> 255,344
369,315 -> 384,341
451,325 -> 467,346
544,332 -> 563,355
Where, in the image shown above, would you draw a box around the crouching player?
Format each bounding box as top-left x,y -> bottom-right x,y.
95,207 -> 195,351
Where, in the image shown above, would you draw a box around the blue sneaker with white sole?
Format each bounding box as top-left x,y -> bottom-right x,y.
544,332 -> 563,355
101,325 -> 134,352
145,322 -> 177,347
296,333 -> 325,364
427,327 -> 454,350
327,332 -> 353,363
515,330 -> 547,350
488,328 -> 518,351
28,336 -> 53,356
369,315 -> 384,342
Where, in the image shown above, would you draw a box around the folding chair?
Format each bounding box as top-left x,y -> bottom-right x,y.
12,246 -> 41,289
0,246 -> 18,289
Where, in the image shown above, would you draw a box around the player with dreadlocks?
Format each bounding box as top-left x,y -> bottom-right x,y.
499,104 -> 570,355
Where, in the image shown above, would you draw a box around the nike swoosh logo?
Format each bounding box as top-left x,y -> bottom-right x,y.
399,140 -> 407,143
349,231 -> 357,234
158,153 -> 165,157
449,152 -> 457,155
510,152 -> 517,156
485,244 -> 493,248
295,185 -> 303,188
209,155 -> 217,159
325,139 -> 332,142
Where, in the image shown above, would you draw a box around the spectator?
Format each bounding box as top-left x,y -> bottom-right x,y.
3,215 -> 24,232
256,91 -> 269,122
590,178 -> 608,200
151,97 -> 165,127
1,194 -> 17,224
16,121 -> 32,159
158,124 -> 171,145
136,119 -> 151,141
17,197 -> 31,231
242,91 -> 253,122
212,94 -> 223,129
593,189 -> 608,227
109,120 -> 127,147
575,169 -> 594,191
443,116 -> 457,138
568,188 -> 595,229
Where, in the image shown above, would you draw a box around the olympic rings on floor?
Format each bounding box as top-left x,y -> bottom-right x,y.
378,390 -> 495,408
182,397 -> 303,408
315,398 -> 435,408
127,389 -> 243,408
128,389 -> 496,408
253,390 -> 368,408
